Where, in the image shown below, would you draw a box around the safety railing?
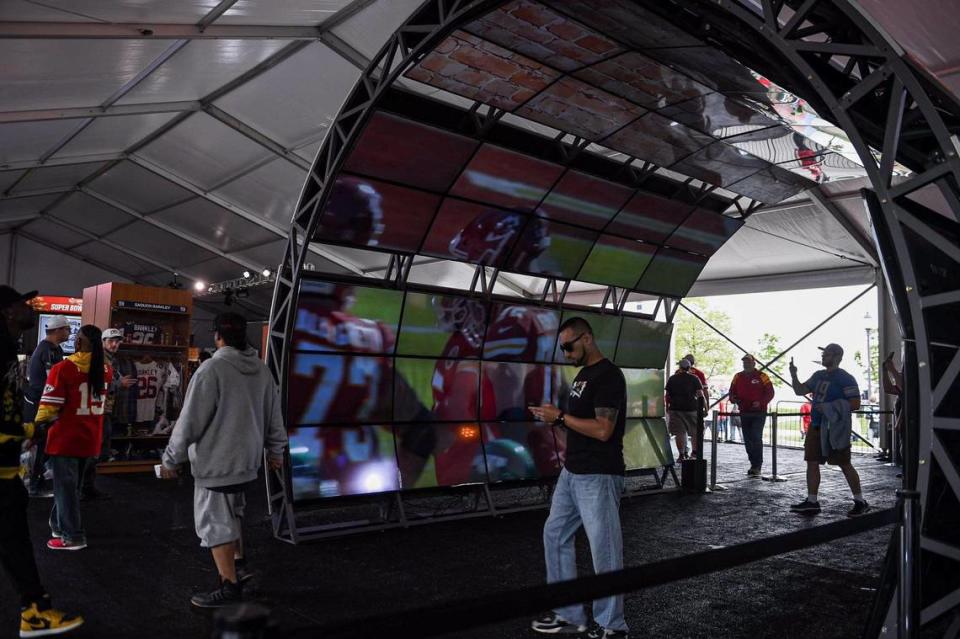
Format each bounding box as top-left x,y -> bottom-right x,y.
706,408 -> 894,490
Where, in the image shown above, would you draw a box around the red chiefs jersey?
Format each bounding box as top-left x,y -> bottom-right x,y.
289,305 -> 396,426
40,357 -> 111,458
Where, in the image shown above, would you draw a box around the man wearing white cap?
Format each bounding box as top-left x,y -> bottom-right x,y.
80,328 -> 135,500
24,315 -> 71,497
789,343 -> 869,516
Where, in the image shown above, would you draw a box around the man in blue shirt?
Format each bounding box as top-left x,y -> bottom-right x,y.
788,343 -> 869,516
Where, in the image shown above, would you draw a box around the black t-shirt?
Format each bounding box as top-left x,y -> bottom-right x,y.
665,371 -> 702,412
563,358 -> 626,476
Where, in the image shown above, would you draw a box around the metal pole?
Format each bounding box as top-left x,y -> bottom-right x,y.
763,413 -> 787,482
710,410 -> 724,491
897,489 -> 921,639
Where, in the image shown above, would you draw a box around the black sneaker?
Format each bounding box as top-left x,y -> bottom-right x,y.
190,579 -> 242,608
847,500 -> 871,517
586,622 -> 629,638
790,499 -> 821,514
747,467 -> 761,477
531,612 -> 586,634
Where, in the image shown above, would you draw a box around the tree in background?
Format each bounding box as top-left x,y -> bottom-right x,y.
755,332 -> 787,387
673,298 -> 736,379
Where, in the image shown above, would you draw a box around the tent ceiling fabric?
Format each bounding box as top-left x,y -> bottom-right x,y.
3,0 -> 934,317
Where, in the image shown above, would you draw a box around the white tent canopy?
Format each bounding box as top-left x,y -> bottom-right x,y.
1,0 -> 956,321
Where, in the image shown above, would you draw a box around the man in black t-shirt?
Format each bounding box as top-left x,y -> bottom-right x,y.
530,317 -> 629,639
665,358 -> 704,460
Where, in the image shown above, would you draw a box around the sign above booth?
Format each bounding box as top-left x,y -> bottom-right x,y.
29,296 -> 83,314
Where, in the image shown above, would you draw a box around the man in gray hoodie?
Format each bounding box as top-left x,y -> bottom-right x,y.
160,312 -> 287,607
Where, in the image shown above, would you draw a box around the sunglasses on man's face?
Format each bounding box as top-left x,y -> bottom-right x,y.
559,333 -> 585,353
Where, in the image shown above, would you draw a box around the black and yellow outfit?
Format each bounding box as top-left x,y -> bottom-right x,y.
1,322 -> 84,636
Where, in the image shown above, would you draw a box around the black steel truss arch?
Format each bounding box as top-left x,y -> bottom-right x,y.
267,0 -> 960,633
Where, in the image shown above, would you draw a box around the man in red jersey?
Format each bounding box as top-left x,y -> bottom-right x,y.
34,325 -> 111,551
729,354 -> 775,477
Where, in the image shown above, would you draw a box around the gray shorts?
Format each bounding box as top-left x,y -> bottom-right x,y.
194,484 -> 246,548
668,411 -> 698,437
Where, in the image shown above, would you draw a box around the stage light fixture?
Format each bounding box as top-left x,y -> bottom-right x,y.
262,268 -> 271,277
242,270 -> 251,278
194,281 -> 206,291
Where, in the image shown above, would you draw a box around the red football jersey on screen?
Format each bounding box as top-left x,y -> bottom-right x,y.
41,358 -> 111,458
289,305 -> 396,426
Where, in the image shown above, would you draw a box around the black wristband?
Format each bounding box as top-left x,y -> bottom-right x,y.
553,411 -> 564,426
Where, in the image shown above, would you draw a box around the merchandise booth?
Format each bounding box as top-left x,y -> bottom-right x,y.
27,296 -> 83,355
81,282 -> 193,474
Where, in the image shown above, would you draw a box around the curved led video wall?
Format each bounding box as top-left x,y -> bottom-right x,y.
287,278 -> 672,502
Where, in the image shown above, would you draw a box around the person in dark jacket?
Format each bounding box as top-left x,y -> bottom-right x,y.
0,286 -> 84,637
665,358 -> 704,460
24,315 -> 70,497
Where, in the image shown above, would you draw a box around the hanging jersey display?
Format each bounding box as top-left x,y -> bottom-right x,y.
134,358 -> 162,422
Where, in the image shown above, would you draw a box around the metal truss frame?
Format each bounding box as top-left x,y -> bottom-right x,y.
635,0 -> 960,635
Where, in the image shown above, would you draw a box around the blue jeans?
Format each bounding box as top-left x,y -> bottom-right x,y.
740,414 -> 765,469
49,456 -> 87,544
543,469 -> 627,632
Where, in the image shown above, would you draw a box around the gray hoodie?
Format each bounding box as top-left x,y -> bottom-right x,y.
162,346 -> 287,488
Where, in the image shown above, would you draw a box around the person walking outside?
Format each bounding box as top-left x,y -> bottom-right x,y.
729,354 -> 774,477
529,317 -> 629,639
160,312 -> 287,607
683,353 -> 710,408
35,325 -> 112,551
665,358 -> 704,461
788,343 -> 870,516
24,315 -> 70,497
0,286 -> 84,635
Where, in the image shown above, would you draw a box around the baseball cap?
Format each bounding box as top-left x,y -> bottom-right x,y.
45,316 -> 70,331
678,358 -> 691,369
0,285 -> 37,308
102,328 -> 123,340
819,343 -> 844,356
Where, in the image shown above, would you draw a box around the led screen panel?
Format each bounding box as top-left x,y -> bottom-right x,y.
623,418 -> 673,470
538,170 -> 633,229
484,303 -> 560,362
724,125 -> 828,164
671,142 -> 768,188
659,92 -> 782,138
421,198 -> 524,268
288,353 -> 393,425
450,144 -> 564,212
481,360 -> 563,421
624,368 -> 665,417
543,0 -> 703,49
314,175 -> 440,252
665,209 -> 743,256
396,291 -> 488,358
635,248 -> 708,298
614,317 -> 672,369
343,112 -> 479,192
727,164 -> 811,204
293,279 -> 402,354
577,234 -> 656,288
394,357 -> 480,422
515,77 -> 645,141
644,46 -> 766,94
289,425 -> 400,500
574,51 -> 713,110
553,311 -> 621,363
395,423 -> 488,489
605,191 -> 693,244
506,217 -> 596,279
482,422 -> 563,481
405,31 -> 560,111
465,0 -> 623,72
605,113 -> 713,168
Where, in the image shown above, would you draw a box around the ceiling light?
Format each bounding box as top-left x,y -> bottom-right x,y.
242,270 -> 251,278
262,268 -> 271,277
194,281 -> 206,291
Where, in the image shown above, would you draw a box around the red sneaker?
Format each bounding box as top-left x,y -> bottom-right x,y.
47,538 -> 87,551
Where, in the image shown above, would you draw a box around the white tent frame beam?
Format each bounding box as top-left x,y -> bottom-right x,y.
0,100 -> 201,124
807,186 -> 880,263
0,22 -> 329,40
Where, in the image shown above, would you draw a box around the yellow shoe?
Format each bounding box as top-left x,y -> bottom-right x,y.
19,603 -> 84,637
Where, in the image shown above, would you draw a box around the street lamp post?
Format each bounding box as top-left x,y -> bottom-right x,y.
865,326 -> 873,401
